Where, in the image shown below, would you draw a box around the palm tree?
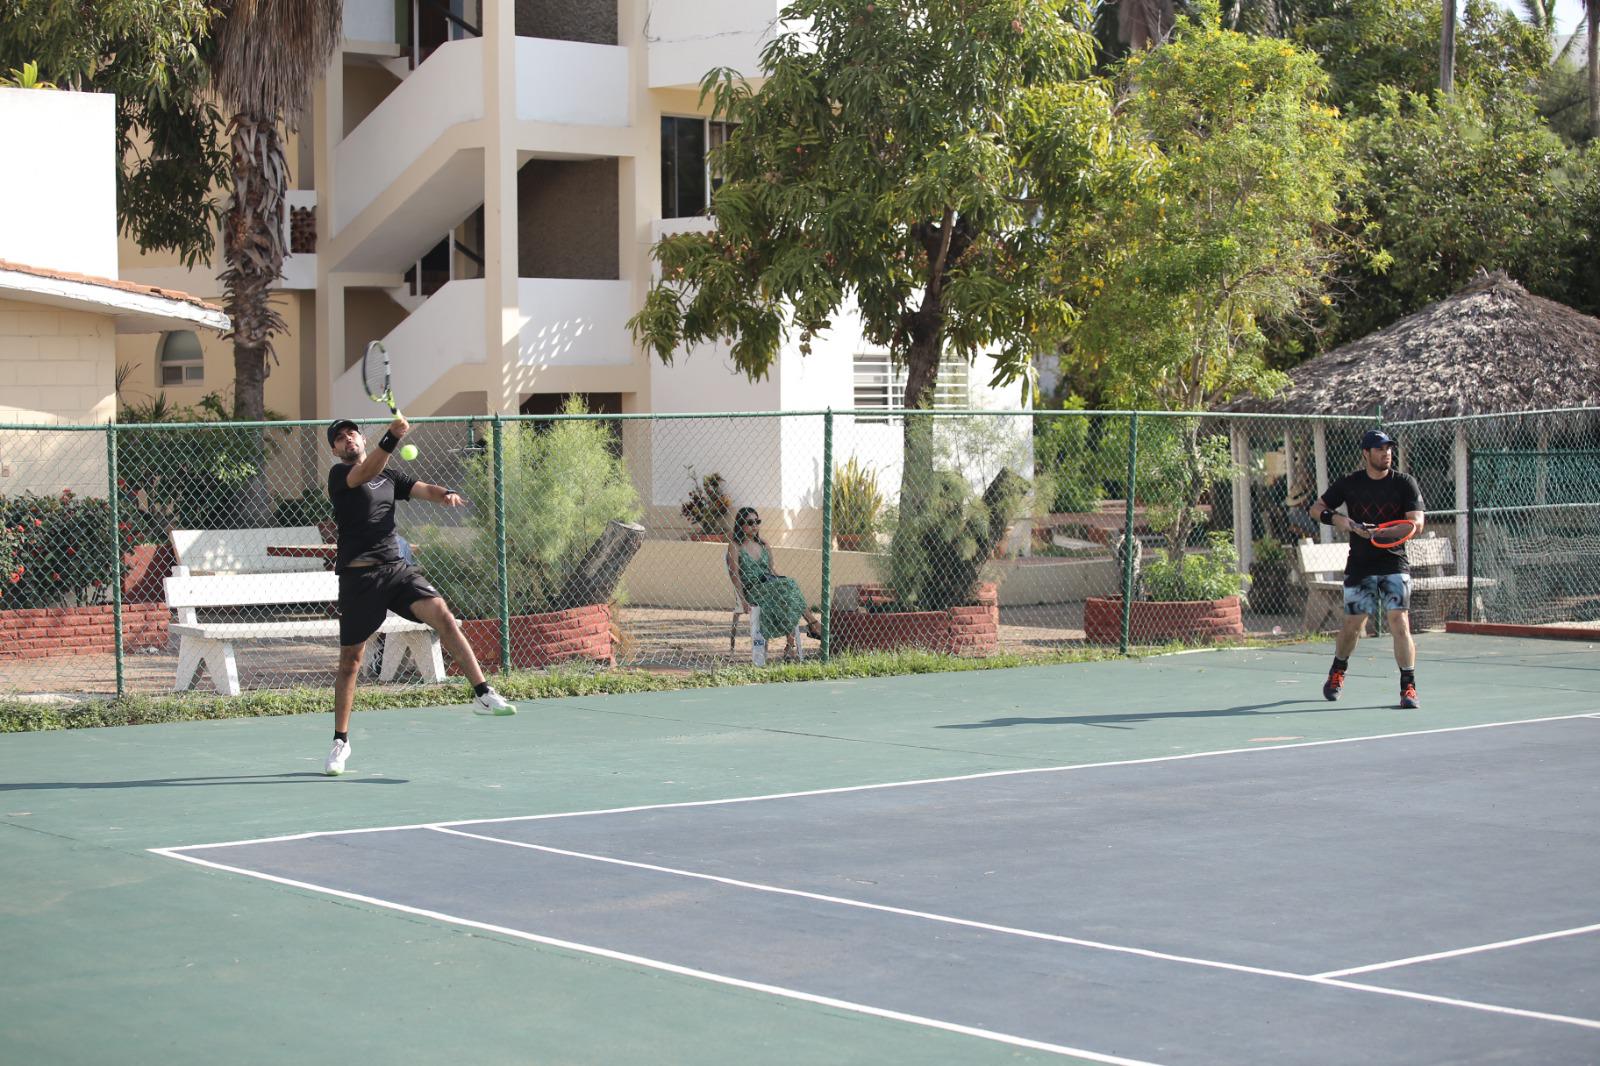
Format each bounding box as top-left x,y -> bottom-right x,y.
1587,0 -> 1598,139
210,0 -> 342,421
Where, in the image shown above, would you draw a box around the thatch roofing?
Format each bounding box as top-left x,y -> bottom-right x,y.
1228,272 -> 1600,420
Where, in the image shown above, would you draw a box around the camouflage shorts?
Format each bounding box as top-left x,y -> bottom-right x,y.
1343,573 -> 1411,616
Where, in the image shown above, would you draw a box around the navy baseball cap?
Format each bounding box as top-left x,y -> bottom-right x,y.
1360,429 -> 1395,450
327,418 -> 359,445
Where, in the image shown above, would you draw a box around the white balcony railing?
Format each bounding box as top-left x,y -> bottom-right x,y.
646,0 -> 787,90
334,38 -> 486,233
515,38 -> 629,126
517,278 -> 634,368
332,277 -> 635,414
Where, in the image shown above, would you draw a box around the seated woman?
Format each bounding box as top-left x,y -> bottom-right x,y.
726,506 -> 822,659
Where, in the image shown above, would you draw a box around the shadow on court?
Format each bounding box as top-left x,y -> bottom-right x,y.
938,698 -> 1359,730
0,772 -> 409,791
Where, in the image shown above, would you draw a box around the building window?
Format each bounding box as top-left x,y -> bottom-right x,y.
158,330 -> 204,387
852,353 -> 970,422
661,116 -> 736,219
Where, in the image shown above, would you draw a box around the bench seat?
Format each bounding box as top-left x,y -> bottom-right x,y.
164,568 -> 444,695
1294,534 -> 1495,632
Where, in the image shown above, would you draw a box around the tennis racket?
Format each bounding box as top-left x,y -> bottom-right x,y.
362,341 -> 400,417
1365,519 -> 1418,549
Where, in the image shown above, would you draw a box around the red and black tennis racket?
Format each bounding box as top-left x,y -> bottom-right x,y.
1364,519 -> 1418,549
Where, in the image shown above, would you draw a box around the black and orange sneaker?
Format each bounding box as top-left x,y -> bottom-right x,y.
1323,669 -> 1345,701
1400,682 -> 1419,709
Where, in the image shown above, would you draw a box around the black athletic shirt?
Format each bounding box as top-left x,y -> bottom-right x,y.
1322,469 -> 1424,582
327,463 -> 417,574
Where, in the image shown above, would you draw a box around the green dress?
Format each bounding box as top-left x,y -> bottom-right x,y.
737,544 -> 807,639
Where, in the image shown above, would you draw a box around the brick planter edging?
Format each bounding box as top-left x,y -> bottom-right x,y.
830,583 -> 999,658
453,603 -> 615,674
1083,596 -> 1244,645
0,603 -> 170,659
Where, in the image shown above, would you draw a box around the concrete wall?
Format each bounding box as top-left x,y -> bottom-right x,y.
518,159 -> 620,279
0,89 -> 116,279
517,0 -> 617,44
619,539 -> 1121,610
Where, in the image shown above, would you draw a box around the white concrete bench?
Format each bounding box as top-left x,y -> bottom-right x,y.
170,526 -> 328,575
1294,534 -> 1495,631
164,568 -> 444,695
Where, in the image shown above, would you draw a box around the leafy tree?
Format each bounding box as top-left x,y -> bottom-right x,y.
0,0 -> 228,266
628,0 -> 1121,511
1331,87 -> 1575,343
1298,0 -> 1549,119
1061,8 -> 1352,561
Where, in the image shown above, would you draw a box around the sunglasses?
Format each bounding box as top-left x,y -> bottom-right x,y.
744,518 -> 761,525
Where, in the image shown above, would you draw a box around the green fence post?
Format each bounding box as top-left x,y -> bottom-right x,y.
1120,413 -> 1140,655
1465,447 -> 1477,623
107,424 -> 124,698
493,415 -> 510,675
820,409 -> 834,663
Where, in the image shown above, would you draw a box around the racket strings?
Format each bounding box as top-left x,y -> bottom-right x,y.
363,351 -> 387,399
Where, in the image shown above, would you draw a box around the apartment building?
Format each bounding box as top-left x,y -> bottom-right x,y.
117,0 -> 1026,530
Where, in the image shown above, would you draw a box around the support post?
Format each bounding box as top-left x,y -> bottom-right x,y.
820,409 -> 834,662
493,415 -> 510,674
1120,413 -> 1140,656
107,424 -> 124,698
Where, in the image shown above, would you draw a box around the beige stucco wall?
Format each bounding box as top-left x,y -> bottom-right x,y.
0,297 -> 116,495
113,293 -> 312,419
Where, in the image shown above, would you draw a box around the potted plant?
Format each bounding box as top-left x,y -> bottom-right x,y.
1248,536 -> 1293,614
832,468 -> 1027,657
832,457 -> 883,552
680,469 -> 731,541
1084,531 -> 1247,644
417,397 -> 642,672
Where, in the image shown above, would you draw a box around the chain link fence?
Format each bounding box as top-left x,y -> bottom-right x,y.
3,407 -> 1596,697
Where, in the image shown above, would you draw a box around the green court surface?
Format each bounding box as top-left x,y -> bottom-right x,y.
2,634 -> 1596,1065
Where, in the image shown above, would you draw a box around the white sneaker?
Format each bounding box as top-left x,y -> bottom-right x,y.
474,688 -> 516,715
324,738 -> 351,776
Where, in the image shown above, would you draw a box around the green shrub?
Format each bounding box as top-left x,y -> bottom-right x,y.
832,457 -> 884,542
1034,401 -> 1105,514
1142,532 -> 1246,602
415,397 -> 641,618
272,486 -> 333,527
117,391 -> 288,532
0,489 -> 125,608
887,468 -> 1027,611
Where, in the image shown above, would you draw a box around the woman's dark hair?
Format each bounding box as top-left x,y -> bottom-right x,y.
731,506 -> 763,544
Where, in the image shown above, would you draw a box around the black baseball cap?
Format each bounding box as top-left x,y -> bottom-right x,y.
327,418 -> 360,445
1360,429 -> 1396,450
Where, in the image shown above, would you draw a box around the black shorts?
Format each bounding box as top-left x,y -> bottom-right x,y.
337,560 -> 441,646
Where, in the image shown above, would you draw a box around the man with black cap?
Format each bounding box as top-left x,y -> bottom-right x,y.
1306,429 -> 1425,709
323,413 -> 514,776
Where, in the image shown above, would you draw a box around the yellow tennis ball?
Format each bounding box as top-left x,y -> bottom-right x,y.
399,443 -> 418,461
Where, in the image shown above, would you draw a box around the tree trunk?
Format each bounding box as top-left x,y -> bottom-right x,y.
899,330 -> 941,522
1589,0 -> 1599,139
1439,0 -> 1457,95
557,520 -> 645,610
1166,419 -> 1209,567
221,113 -> 290,526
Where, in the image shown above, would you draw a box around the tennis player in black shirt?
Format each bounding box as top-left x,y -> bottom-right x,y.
1306,429 -> 1425,709
323,414 -> 514,775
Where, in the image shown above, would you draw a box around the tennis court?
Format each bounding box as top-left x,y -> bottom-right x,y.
4,633 -> 1598,1064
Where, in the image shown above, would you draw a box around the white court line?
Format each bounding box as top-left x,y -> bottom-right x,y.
147,847 -> 1164,1066
427,827 -> 1600,1033
158,710 -> 1599,853
1316,922 -> 1600,979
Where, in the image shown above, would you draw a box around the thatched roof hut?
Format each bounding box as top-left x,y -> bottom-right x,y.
1218,273 -> 1600,574
1231,271 -> 1600,419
